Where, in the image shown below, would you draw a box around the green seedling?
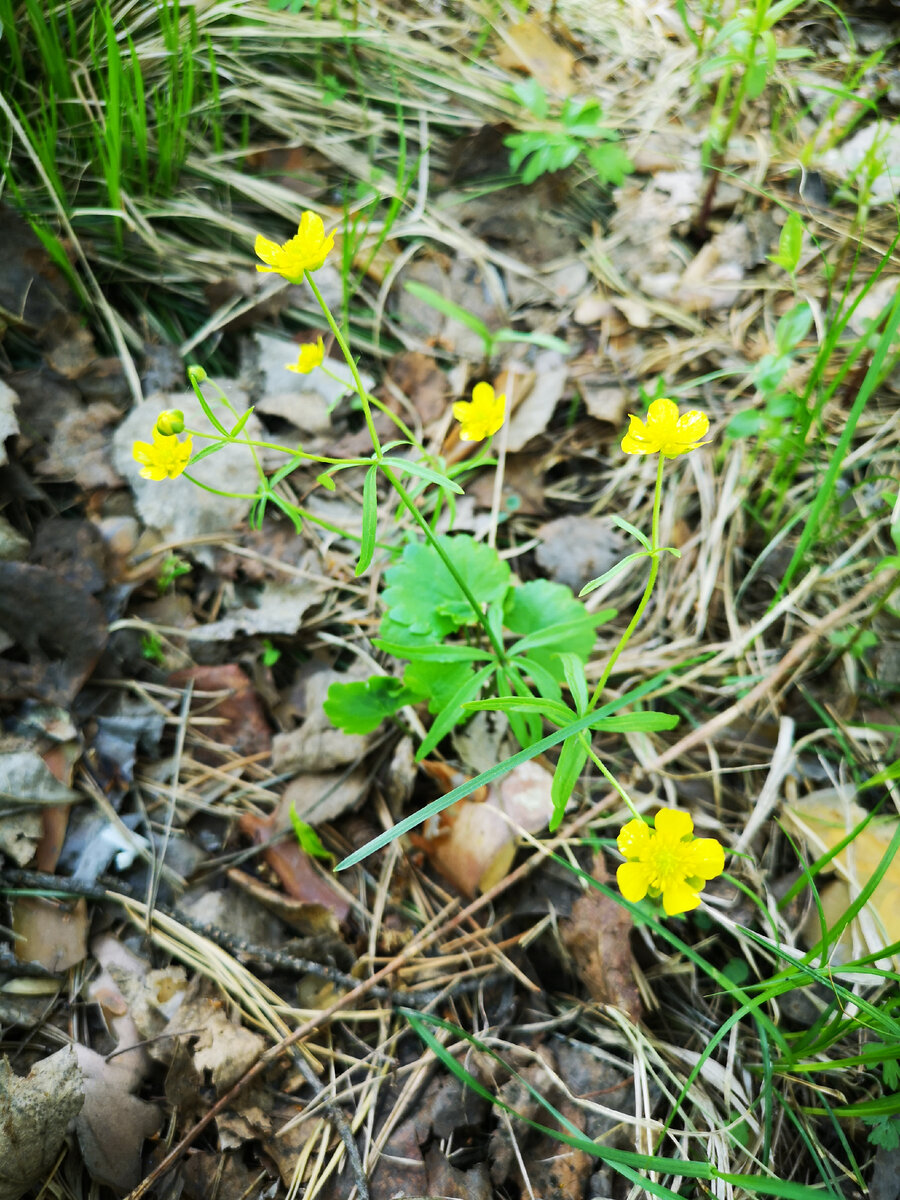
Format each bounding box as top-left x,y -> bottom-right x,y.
156,553 -> 192,593
504,78 -> 634,187
325,533 -> 615,763
727,301 -> 812,442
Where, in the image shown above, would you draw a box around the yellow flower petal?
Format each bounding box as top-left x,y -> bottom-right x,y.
286,337 -> 325,374
617,861 -> 652,903
254,212 -> 334,281
661,879 -> 701,916
684,837 -> 725,880
620,398 -> 710,458
654,808 -> 694,841
453,382 -> 506,442
646,397 -> 680,426
254,233 -> 284,268
132,429 -> 193,482
617,819 -> 651,859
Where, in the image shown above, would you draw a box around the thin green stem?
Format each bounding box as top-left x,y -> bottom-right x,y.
589,454 -> 666,709
319,365 -> 421,448
181,472 -> 257,500
185,426 -> 366,468
584,742 -> 643,822
306,271 -> 382,456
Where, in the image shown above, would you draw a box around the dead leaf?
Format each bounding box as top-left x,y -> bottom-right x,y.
281,766 -> 369,826
494,17 -> 576,95
156,986 -> 266,1094
11,896 -> 89,972
384,350 -> 449,426
535,515 -> 625,594
33,401 -> 123,489
413,760 -> 554,897
0,562 -> 108,704
561,854 -> 642,1022
168,664 -> 272,762
504,354 -> 569,452
186,579 -> 316,643
0,1046 -> 84,1200
0,809 -> 42,866
227,866 -> 341,936
73,1047 -> 162,1192
0,750 -> 80,817
273,667 -> 373,774
238,806 -> 350,923
782,790 -> 900,967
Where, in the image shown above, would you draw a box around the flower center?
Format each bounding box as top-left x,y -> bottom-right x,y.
649,844 -> 683,886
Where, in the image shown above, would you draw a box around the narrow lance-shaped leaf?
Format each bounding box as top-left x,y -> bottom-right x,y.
356,463 -> 378,576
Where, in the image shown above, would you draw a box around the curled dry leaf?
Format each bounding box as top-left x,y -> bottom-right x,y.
412,760 -> 554,897
0,1046 -> 84,1200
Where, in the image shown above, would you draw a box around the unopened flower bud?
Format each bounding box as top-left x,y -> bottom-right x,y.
187,364 -> 207,384
156,409 -> 185,436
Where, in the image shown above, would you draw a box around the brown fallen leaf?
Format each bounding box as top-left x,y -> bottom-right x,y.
11,896 -> 89,972
0,562 -> 108,704
561,854 -> 643,1023
168,664 -> 272,764
535,514 -> 625,595
74,1047 -> 162,1193
227,866 -> 341,937
384,350 -> 449,427
156,986 -> 266,1094
33,401 -> 123,489
413,760 -> 554,897
238,806 -> 350,924
494,17 -> 577,95
782,790 -> 900,967
0,1046 -> 84,1200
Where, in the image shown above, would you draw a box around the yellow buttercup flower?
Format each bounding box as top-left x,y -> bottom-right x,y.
255,211 -> 334,282
155,408 -> 185,436
452,382 -> 506,442
132,428 -> 193,482
286,337 -> 325,375
621,398 -> 710,458
616,808 -> 724,916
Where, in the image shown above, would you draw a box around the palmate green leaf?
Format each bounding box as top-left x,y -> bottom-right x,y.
403,658 -> 474,716
381,534 -> 512,637
504,579 -> 598,670
415,662 -> 496,760
584,141 -> 634,186
323,676 -> 419,735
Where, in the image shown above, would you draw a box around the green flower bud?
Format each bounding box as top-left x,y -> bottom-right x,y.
187,365 -> 207,384
156,409 -> 185,436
